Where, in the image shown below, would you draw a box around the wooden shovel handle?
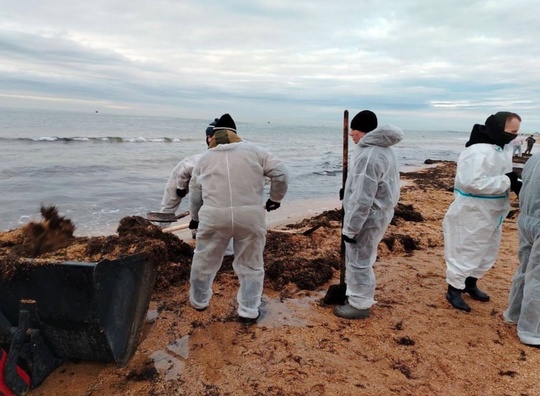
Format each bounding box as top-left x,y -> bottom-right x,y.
162,223 -> 190,233
342,110 -> 349,190
340,110 -> 349,285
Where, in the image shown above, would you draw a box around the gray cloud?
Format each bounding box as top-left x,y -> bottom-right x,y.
1,0 -> 539,131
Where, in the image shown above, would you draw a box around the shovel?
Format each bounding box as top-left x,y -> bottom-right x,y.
268,224 -> 322,236
163,223 -> 323,236
162,223 -> 190,233
323,110 -> 349,305
147,210 -> 189,223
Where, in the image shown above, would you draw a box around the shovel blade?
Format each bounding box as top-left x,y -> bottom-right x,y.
147,212 -> 177,222
322,283 -> 347,305
147,210 -> 189,223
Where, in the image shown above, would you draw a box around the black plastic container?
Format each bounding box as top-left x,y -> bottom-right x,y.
0,254 -> 156,366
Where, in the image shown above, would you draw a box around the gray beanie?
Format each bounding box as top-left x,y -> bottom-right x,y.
205,118 -> 219,136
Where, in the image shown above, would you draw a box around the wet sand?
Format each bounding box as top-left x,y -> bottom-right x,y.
2,161 -> 538,396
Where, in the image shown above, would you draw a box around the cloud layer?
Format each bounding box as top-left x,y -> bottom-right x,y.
1,0 -> 539,130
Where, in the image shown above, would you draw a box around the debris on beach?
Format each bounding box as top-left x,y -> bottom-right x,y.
0,160 -> 460,295
0,209 -> 194,289
0,161 -> 477,296
1,160 -> 529,396
1,194 -> 436,295
6,205 -> 76,257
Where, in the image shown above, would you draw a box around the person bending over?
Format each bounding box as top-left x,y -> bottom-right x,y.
444,112 -> 522,312
159,119 -> 218,227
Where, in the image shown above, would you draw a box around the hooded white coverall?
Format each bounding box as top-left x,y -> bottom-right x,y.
189,141 -> 288,318
342,125 -> 404,310
160,154 -> 202,216
443,144 -> 512,290
504,153 -> 540,346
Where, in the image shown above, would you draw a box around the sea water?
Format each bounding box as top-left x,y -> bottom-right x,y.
0,107 -> 470,235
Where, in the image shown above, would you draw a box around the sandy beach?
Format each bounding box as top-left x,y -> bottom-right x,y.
1,161 -> 538,396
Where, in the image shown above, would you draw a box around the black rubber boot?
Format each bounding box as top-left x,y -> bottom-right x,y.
464,277 -> 490,302
446,285 -> 471,312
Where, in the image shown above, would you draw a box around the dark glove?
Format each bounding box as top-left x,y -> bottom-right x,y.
188,220 -> 199,230
176,188 -> 187,198
342,234 -> 356,244
506,172 -> 521,195
514,180 -> 522,196
265,199 -> 280,212
339,188 -> 344,201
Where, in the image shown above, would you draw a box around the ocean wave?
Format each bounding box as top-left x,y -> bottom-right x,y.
0,136 -> 199,143
2,164 -> 113,177
312,170 -> 339,176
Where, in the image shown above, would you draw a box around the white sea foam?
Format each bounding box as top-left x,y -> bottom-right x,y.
0,107 -> 470,236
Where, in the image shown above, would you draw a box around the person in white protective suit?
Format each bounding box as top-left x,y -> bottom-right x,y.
334,110 -> 404,320
188,113 -> 289,324
159,153 -> 202,228
444,112 -> 522,312
511,136 -> 523,157
159,119 -> 234,255
159,119 -> 219,226
503,153 -> 540,347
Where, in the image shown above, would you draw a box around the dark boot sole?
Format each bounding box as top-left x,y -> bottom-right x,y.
446,292 -> 471,312
465,290 -> 490,302
238,311 -> 261,325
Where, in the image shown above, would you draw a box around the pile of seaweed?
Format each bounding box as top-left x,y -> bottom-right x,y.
0,207 -> 192,290
1,196 -> 427,295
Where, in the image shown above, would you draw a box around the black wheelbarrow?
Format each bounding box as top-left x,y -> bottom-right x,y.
0,253 -> 156,394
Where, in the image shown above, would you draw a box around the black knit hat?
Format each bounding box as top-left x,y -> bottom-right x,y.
213,113 -> 237,133
205,118 -> 219,136
351,110 -> 378,133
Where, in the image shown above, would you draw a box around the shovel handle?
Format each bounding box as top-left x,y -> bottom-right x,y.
342,110 -> 349,190
340,110 -> 349,285
162,223 -> 190,233
175,211 -> 190,220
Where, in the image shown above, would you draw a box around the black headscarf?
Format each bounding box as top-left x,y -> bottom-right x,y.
465,111 -> 517,149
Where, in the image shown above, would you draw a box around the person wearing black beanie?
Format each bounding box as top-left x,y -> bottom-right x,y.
350,110 -> 378,133
207,113 -> 242,148
213,113 -> 237,133
188,114 -> 289,325
335,111 -> 404,320
443,112 -> 522,313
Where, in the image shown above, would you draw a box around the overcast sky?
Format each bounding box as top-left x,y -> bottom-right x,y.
1,0 -> 539,131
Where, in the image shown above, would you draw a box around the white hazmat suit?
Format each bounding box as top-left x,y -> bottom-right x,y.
160,154 -> 202,216
443,144 -> 512,289
342,125 -> 404,310
160,154 -> 234,254
504,153 -> 540,346
189,138 -> 288,319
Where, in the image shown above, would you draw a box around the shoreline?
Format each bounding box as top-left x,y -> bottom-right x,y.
4,159 -> 537,396
162,196 -> 342,242
76,163 -> 441,238
147,162 -> 441,241
73,155 -> 527,238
